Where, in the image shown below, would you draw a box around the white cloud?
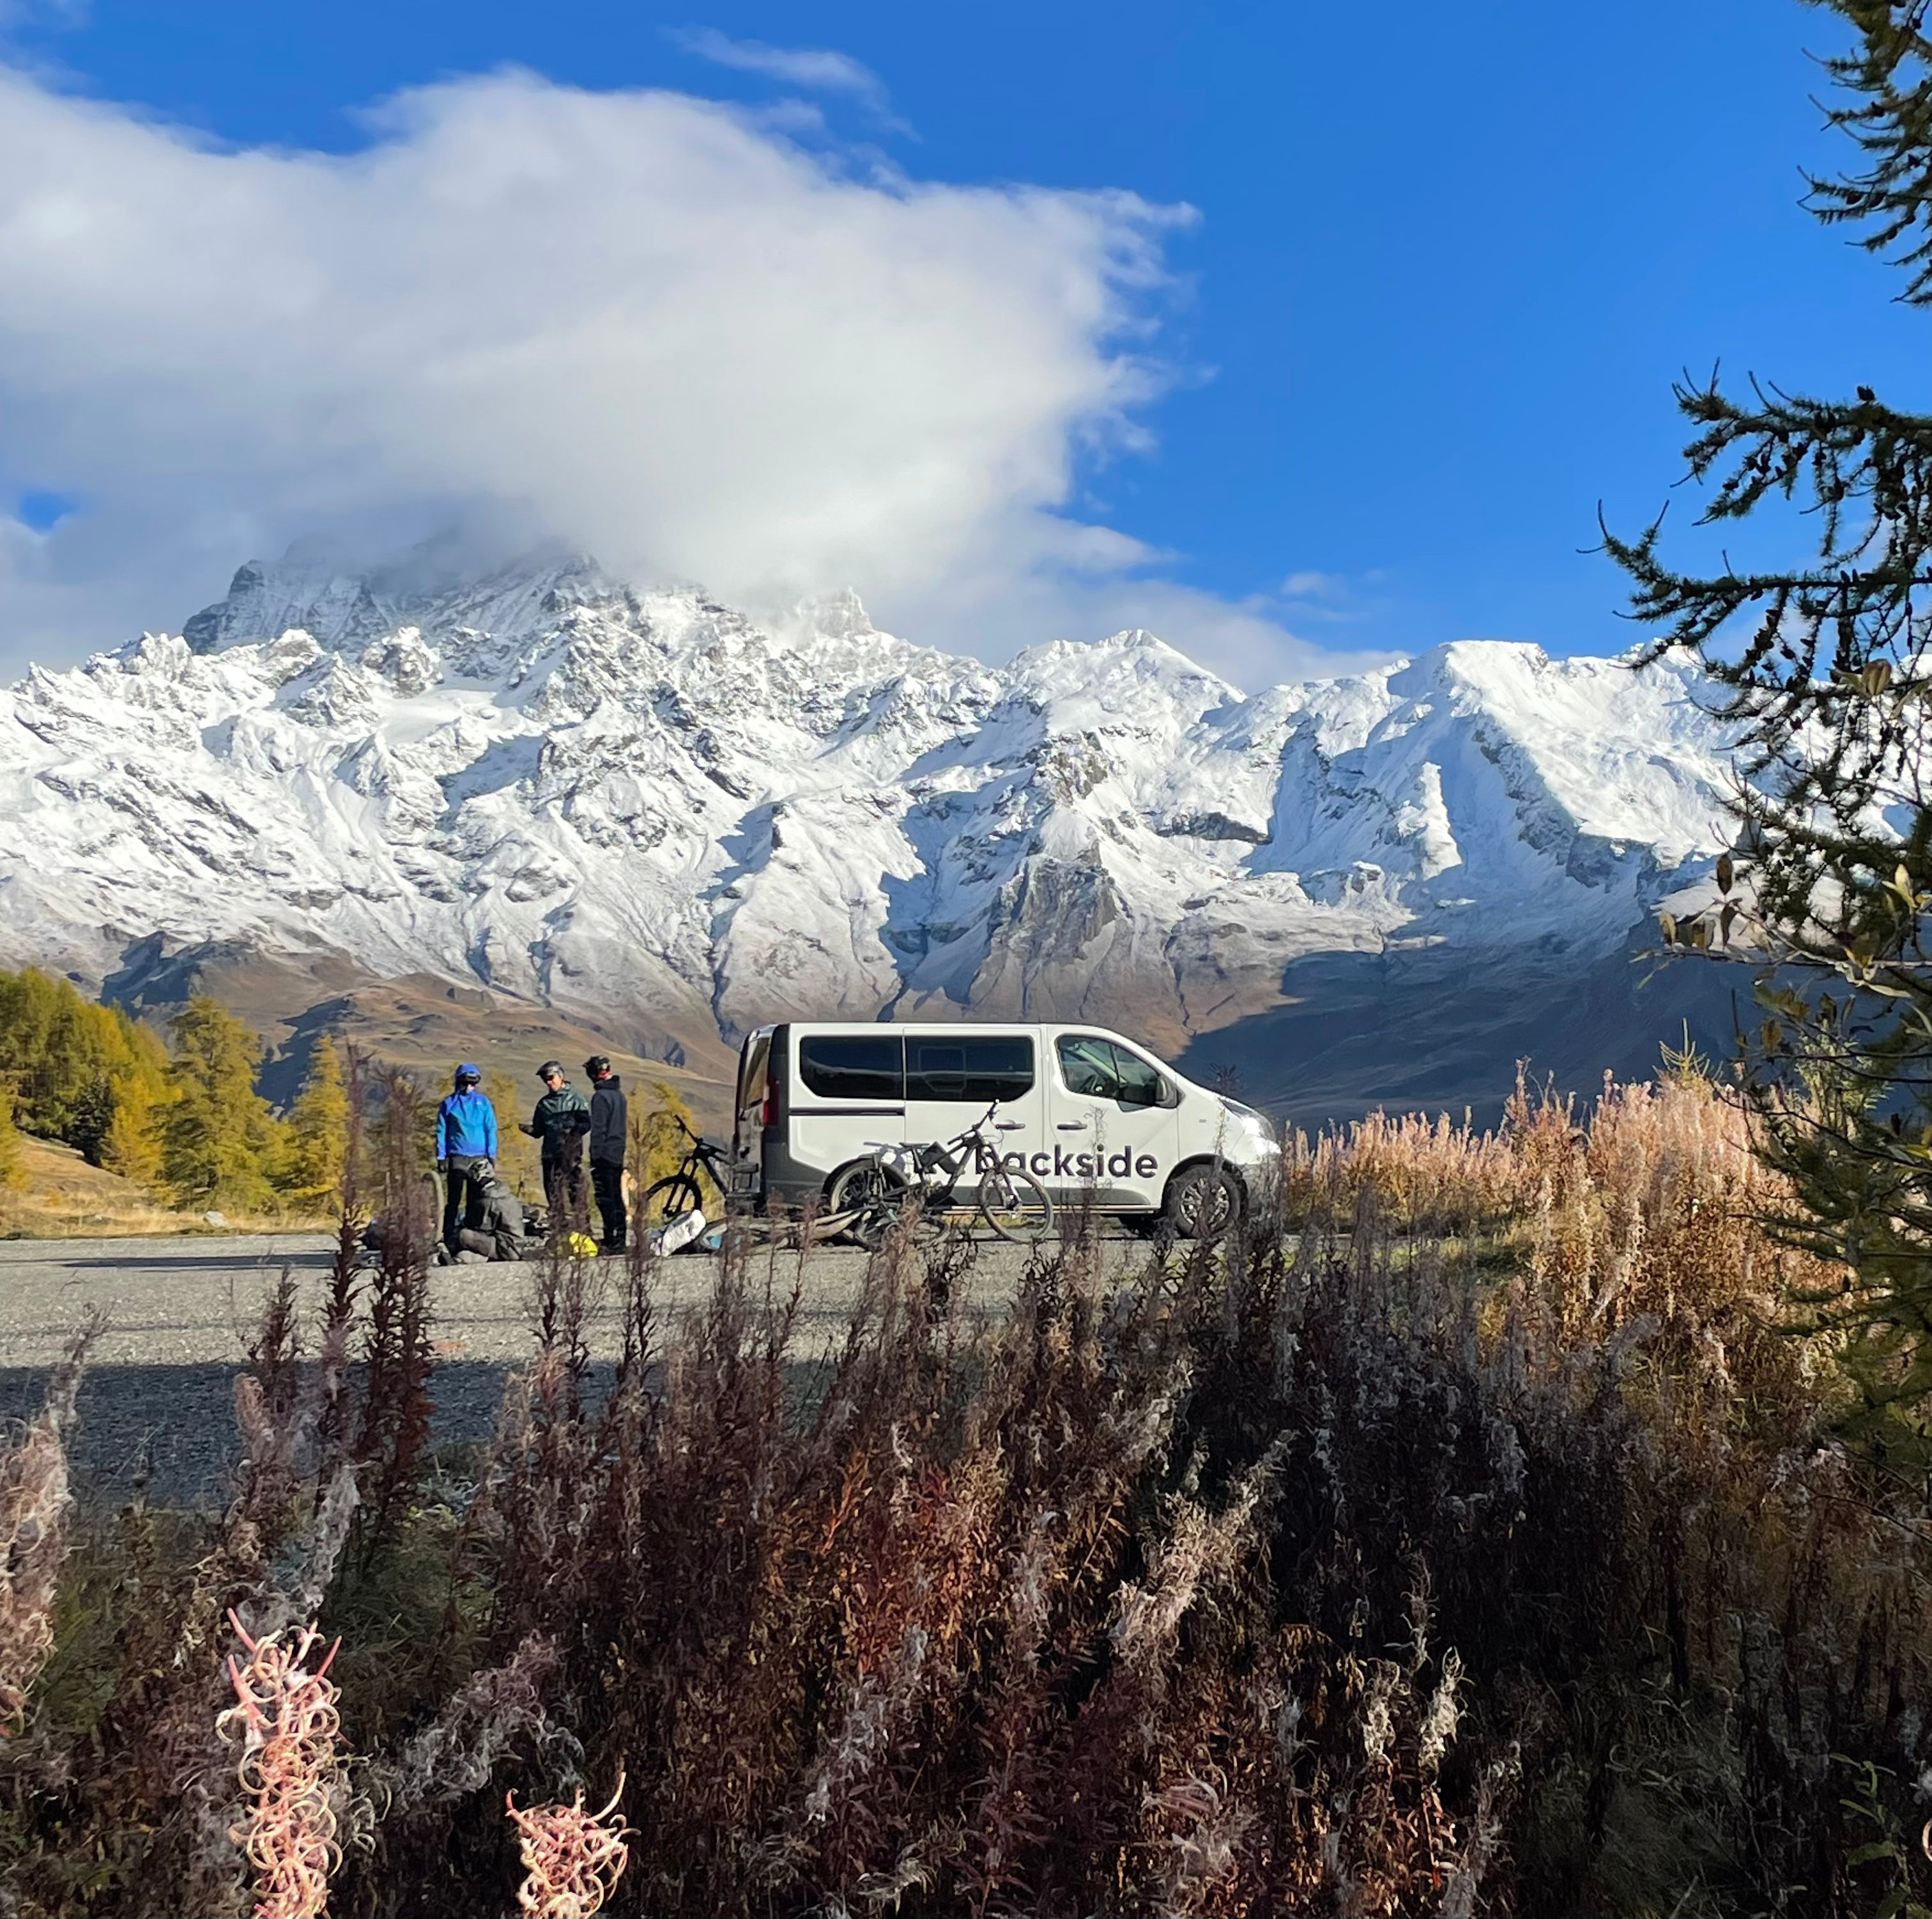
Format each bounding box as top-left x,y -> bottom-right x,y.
1280,569 -> 1341,599
664,27 -> 889,107
0,0 -> 89,29
0,63 -> 1363,688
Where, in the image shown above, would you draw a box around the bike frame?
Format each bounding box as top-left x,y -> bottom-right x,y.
670,1115 -> 731,1180
876,1105 -> 1016,1203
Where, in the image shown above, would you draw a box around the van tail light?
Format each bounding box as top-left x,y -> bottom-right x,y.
760,1084 -> 774,1130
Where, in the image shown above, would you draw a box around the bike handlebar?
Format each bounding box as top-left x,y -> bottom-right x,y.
669,1113 -> 733,1164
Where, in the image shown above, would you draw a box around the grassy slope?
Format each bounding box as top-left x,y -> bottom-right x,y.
0,1135 -> 327,1238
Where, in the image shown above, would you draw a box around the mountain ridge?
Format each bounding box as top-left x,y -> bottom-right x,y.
0,549 -> 1742,1116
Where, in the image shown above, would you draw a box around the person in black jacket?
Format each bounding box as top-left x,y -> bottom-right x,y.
585,1055 -> 629,1252
521,1060 -> 591,1230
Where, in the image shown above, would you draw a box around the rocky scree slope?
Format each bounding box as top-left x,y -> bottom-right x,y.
0,552 -> 1738,1098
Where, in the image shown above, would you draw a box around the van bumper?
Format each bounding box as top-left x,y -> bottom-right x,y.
760,1132 -> 830,1210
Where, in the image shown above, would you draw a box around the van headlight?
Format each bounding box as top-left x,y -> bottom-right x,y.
1221,1096 -> 1275,1137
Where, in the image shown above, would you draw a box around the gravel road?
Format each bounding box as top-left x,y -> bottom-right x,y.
0,1229 -> 1124,1506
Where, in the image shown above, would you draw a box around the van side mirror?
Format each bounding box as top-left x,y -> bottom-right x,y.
1117,1080 -> 1157,1110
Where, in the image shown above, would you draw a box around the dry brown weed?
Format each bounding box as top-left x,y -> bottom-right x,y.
506,1771 -> 630,1918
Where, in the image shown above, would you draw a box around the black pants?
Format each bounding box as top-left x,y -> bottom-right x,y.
591,1160 -> 626,1249
442,1155 -> 486,1248
544,1152 -> 588,1231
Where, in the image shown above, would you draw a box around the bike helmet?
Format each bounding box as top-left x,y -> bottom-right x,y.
583,1054 -> 611,1078
537,1060 -> 565,1081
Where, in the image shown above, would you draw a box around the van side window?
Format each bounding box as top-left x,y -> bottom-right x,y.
1111,1045 -> 1171,1110
1056,1035 -> 1177,1110
1057,1035 -> 1121,1100
799,1035 -> 905,1101
907,1035 -> 1035,1103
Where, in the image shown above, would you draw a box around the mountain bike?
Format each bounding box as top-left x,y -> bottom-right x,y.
827,1104 -> 1054,1249
636,1114 -> 736,1226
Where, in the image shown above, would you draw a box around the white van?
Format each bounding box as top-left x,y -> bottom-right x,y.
730,1022 -> 1278,1239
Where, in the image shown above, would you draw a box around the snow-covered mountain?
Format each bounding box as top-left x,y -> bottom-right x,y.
0,548 -> 1740,1107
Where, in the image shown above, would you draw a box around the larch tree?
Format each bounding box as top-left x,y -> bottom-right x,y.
630,1078 -> 700,1196
0,1086 -> 20,1196
155,996 -> 280,1213
484,1068 -> 541,1198
1604,0 -> 1932,1442
0,969 -> 169,1175
273,1035 -> 351,1212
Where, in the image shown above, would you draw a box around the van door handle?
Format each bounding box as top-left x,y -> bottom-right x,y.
1056,1121 -> 1085,1131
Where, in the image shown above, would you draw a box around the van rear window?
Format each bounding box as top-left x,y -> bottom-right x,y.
799,1035 -> 905,1100
907,1035 -> 1035,1104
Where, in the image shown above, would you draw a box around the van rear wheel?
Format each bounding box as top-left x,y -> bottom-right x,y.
1164,1163 -> 1243,1242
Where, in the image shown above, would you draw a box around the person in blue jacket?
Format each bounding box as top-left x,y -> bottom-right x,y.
435,1063 -> 499,1251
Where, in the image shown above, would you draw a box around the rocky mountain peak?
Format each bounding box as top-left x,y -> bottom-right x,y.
0,548 -> 1743,1113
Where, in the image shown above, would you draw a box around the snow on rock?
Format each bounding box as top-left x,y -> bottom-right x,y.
0,548 -> 1742,1052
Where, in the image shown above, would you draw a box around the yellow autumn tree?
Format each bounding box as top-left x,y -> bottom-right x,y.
154,997 -> 282,1214
103,1070 -> 167,1191
630,1079 -> 702,1196
0,1086 -> 21,1194
484,1068 -> 541,1199
0,968 -> 169,1183
272,1036 -> 350,1213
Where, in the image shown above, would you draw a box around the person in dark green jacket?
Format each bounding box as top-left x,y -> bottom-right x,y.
522,1060 -> 591,1229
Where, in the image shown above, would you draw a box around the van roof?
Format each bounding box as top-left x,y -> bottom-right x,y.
760,1018 -> 1163,1049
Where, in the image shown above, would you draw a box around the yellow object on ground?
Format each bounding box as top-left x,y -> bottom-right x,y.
565,1231 -> 600,1258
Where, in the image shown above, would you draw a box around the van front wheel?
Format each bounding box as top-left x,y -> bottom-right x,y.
1164,1163 -> 1243,1242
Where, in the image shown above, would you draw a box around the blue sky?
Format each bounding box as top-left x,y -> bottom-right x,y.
0,0 -> 1921,681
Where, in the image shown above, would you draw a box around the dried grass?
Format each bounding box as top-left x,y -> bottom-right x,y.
4,1067 -> 1931,1918
505,1773 -> 629,1919
217,1612 -> 344,1919
0,1313 -> 99,1734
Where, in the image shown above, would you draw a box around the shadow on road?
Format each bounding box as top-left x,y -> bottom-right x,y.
0,1352 -> 852,1511
0,1359 -> 523,1509
60,1250 -> 339,1273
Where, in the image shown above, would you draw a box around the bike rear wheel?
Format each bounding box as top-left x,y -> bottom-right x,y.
827,1160 -> 910,1249
977,1163 -> 1054,1243
638,1173 -> 704,1226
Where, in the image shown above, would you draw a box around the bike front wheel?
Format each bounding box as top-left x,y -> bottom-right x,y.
977,1164 -> 1054,1244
